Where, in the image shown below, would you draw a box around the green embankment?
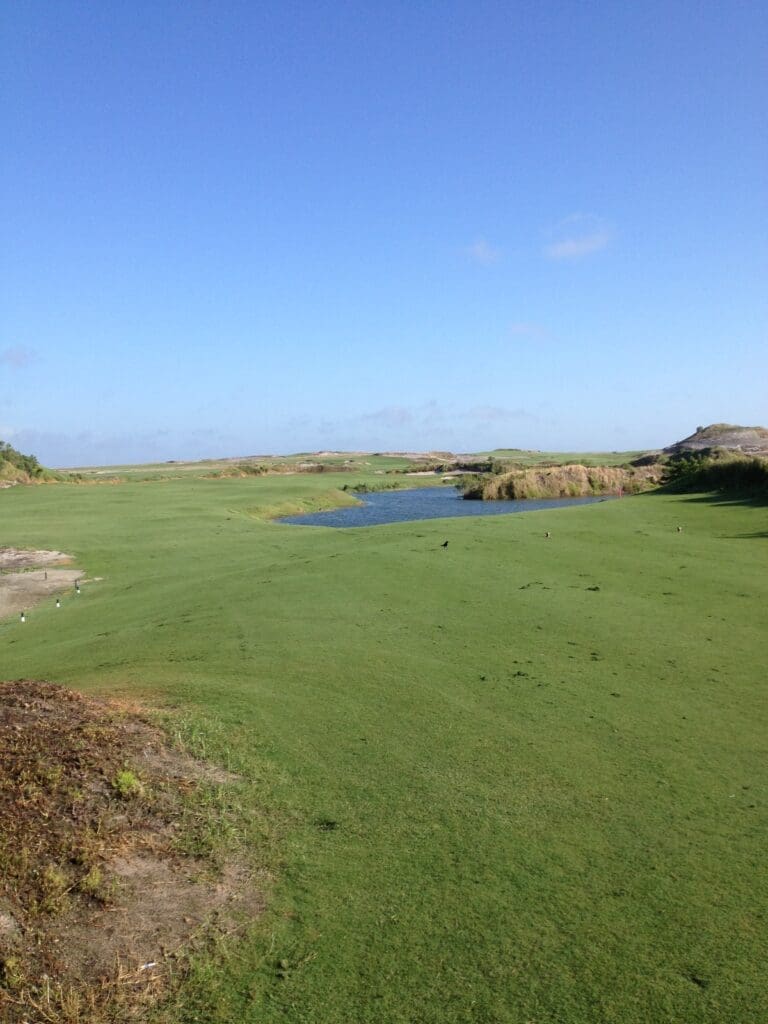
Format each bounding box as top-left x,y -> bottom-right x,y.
57,452 -> 422,481
482,449 -> 647,467
1,473 -> 766,1023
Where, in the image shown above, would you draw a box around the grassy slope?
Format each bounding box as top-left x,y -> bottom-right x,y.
484,449 -> 647,466
1,476 -> 766,1023
58,450 -> 645,480
58,453 -> 420,479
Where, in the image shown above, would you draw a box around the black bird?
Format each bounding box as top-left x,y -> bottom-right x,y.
441,540 -> 449,548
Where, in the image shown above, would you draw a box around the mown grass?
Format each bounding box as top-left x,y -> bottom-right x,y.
56,452 -> 422,481
483,449 -> 647,467
1,473 -> 766,1023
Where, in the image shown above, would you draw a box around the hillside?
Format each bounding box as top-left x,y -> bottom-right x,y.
0,441 -> 45,486
664,423 -> 768,455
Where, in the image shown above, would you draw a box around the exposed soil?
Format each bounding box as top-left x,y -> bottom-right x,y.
0,681 -> 261,1023
664,423 -> 768,455
0,549 -> 73,570
0,549 -> 85,622
0,570 -> 85,621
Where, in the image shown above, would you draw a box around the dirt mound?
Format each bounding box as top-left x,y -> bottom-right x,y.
664,423 -> 768,455
0,681 -> 261,1023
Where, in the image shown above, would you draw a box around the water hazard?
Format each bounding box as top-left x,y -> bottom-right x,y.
279,486 -> 608,528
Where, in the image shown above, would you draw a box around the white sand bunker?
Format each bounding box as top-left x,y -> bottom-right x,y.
0,548 -> 86,620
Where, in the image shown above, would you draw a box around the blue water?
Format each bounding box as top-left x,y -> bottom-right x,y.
279,486 -> 608,528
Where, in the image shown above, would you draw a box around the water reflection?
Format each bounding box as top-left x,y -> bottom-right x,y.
279,486 -> 607,528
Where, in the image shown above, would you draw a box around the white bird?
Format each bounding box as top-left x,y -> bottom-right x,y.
56,598 -> 61,608
20,611 -> 26,623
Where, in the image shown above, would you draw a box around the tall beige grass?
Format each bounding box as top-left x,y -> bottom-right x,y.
482,464 -> 662,500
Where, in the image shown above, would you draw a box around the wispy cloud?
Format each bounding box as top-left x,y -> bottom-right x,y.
286,401 -> 543,454
8,428 -> 240,468
359,405 -> 415,428
508,322 -> 549,339
544,214 -> 612,261
0,346 -> 36,369
466,238 -> 501,265
467,405 -> 538,423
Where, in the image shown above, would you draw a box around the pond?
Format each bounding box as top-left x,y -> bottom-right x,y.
279,486 -> 609,528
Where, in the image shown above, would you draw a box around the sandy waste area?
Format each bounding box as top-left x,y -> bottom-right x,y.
0,548 -> 84,620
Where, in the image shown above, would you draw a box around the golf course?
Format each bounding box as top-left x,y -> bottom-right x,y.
1,470 -> 766,1023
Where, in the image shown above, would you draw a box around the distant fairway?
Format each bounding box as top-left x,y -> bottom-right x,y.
1,474 -> 766,1023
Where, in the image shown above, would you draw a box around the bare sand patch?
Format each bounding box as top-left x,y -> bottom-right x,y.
0,549 -> 87,621
0,569 -> 84,620
0,548 -> 72,570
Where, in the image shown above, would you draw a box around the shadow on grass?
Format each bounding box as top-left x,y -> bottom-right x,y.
639,486 -> 768,538
645,486 -> 768,511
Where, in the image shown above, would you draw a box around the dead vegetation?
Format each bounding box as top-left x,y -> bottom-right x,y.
465,463 -> 662,500
0,681 -> 262,1023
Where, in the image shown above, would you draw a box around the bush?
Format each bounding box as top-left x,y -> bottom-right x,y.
111,769 -> 144,800
0,440 -> 43,479
664,451 -> 768,494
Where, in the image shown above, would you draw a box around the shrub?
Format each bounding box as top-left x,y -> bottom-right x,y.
111,769 -> 144,800
664,451 -> 768,494
0,439 -> 44,480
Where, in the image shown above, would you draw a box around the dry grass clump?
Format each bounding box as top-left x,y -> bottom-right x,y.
482,463 -> 662,499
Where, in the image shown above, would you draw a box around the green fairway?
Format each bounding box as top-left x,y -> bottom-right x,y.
483,449 -> 647,467
1,476 -> 766,1023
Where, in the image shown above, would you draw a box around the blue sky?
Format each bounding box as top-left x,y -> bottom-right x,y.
2,1 -> 766,466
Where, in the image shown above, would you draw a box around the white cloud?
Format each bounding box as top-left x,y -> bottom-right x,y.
0,346 -> 36,369
544,214 -> 612,261
466,238 -> 501,265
